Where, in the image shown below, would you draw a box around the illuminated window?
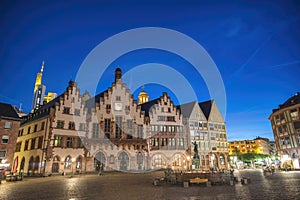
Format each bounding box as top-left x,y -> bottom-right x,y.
76,156 -> 82,169
64,156 -> 71,169
54,136 -> 62,147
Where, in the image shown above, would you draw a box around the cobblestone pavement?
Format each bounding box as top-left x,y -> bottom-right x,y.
0,169 -> 300,200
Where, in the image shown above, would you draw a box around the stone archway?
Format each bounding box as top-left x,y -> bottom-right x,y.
211,153 -> 219,170
52,155 -> 60,173
20,157 -> 25,172
118,151 -> 129,171
94,151 -> 106,171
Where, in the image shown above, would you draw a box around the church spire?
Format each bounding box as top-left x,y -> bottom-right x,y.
138,85 -> 149,104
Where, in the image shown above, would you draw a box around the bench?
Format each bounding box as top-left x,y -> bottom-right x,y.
189,177 -> 208,184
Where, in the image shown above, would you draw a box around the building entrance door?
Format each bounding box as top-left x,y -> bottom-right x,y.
52,163 -> 59,173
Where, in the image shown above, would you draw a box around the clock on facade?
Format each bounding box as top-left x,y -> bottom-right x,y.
114,103 -> 122,111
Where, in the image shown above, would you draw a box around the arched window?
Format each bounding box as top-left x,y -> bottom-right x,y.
29,156 -> 34,171
172,154 -> 182,166
20,157 -> 25,171
53,155 -> 60,162
76,156 -> 82,169
65,156 -> 71,169
34,156 -> 40,170
220,154 -> 225,165
152,154 -> 165,168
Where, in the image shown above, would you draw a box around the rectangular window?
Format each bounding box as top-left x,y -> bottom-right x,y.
177,126 -> 183,133
41,122 -> 45,130
125,105 -> 130,111
38,136 -> 43,149
161,138 -> 166,146
31,138 -> 36,149
178,138 -> 183,146
0,150 -> 6,158
74,109 -> 80,116
92,123 -> 99,138
77,138 -> 83,148
116,96 -> 121,101
27,127 -> 31,134
24,140 -> 29,151
137,125 -> 143,139
161,107 -> 164,112
68,122 -> 75,130
57,121 -> 64,129
167,116 -> 175,121
34,124 -> 38,132
157,116 -> 166,121
15,142 -> 22,152
127,120 -> 133,139
79,123 -> 86,131
2,135 -> 9,144
285,137 -> 290,145
63,107 -> 70,114
151,138 -> 158,146
66,137 -> 73,148
4,122 -> 12,129
106,104 -> 111,109
115,116 -> 122,138
54,136 -> 62,147
104,119 -> 111,133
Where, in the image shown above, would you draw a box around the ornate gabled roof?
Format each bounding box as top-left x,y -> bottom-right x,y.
272,92 -> 300,113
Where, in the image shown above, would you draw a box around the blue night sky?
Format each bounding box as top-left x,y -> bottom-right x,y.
0,0 -> 299,141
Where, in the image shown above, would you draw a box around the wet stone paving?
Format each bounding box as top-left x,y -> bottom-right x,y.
0,169 -> 300,200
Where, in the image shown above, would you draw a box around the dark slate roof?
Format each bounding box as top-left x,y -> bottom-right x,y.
0,102 -> 20,120
176,101 -> 196,118
22,94 -> 63,125
140,98 -> 160,117
273,92 -> 300,113
198,100 -> 213,120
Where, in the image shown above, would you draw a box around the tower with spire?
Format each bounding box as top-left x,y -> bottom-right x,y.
138,85 -> 149,104
31,61 -> 57,112
32,61 -> 46,111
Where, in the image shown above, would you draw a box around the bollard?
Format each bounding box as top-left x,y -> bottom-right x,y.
206,181 -> 211,187
183,182 -> 189,188
153,179 -> 159,186
243,178 -> 248,184
230,180 -> 234,186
